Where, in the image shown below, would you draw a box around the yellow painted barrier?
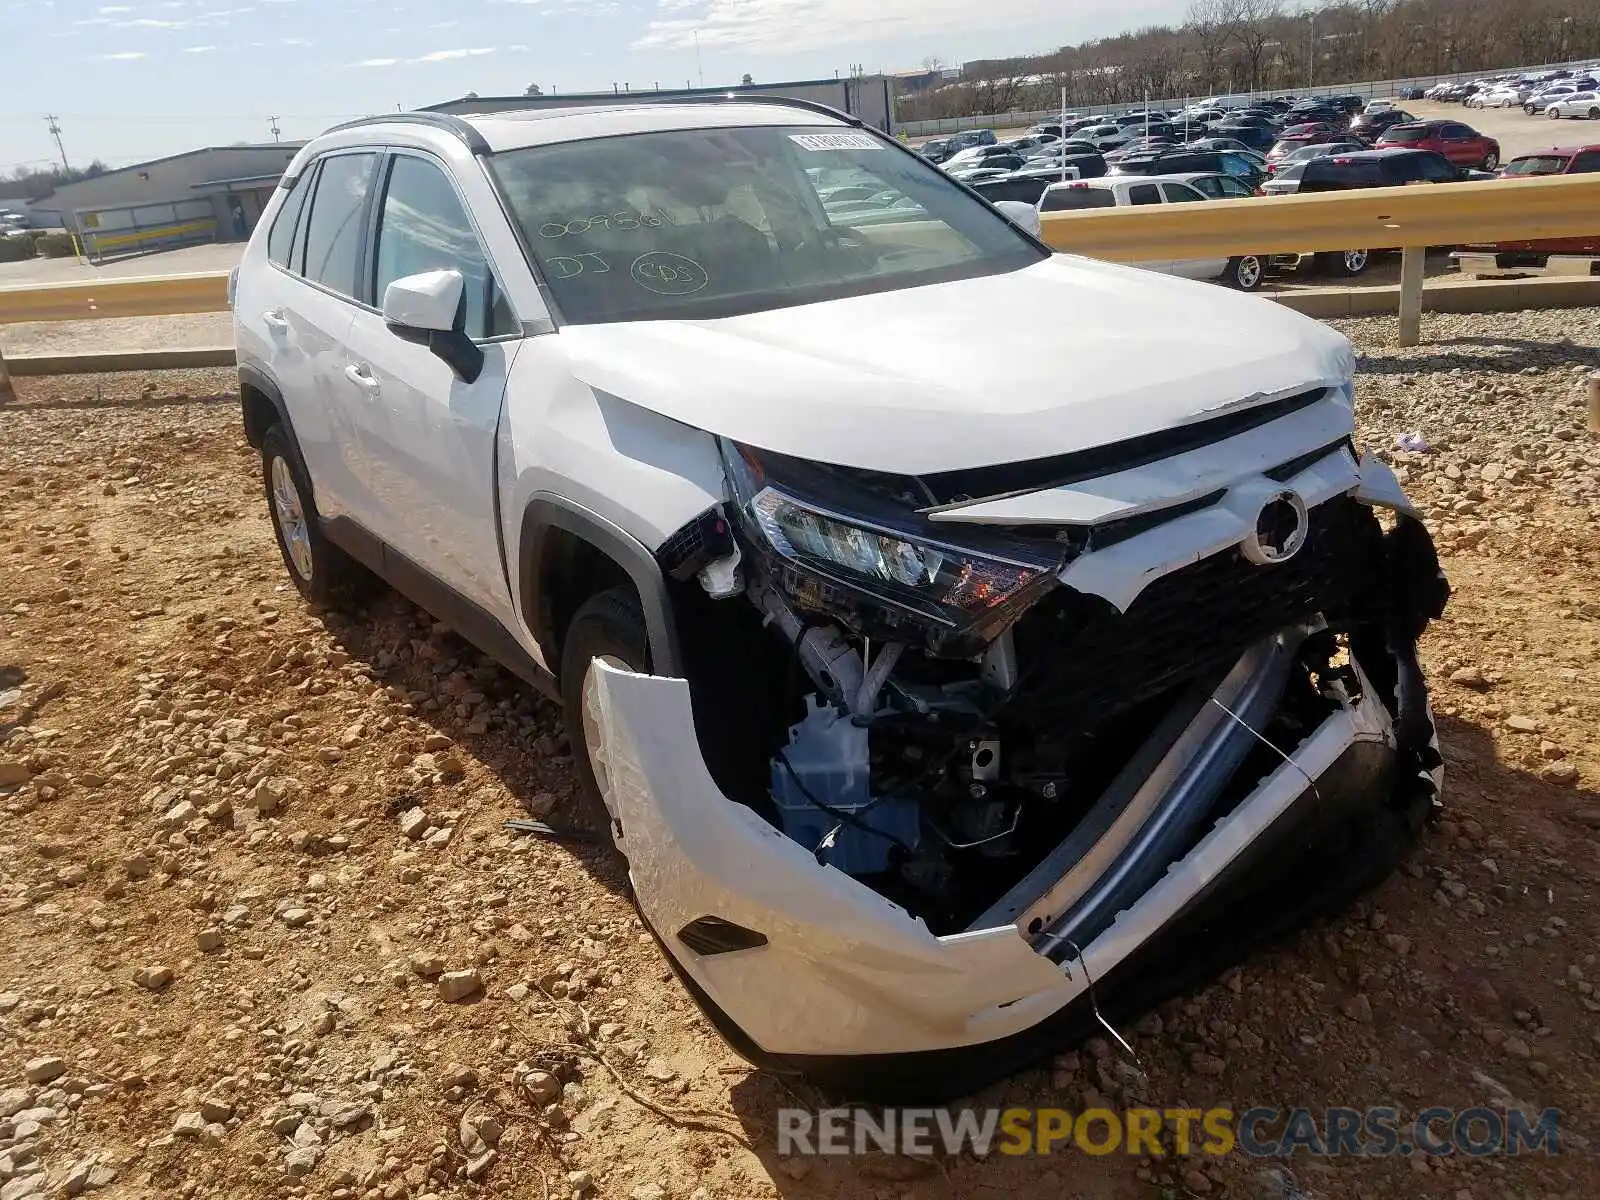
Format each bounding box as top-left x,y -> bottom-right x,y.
0,271 -> 231,325
1038,172 -> 1600,262
87,218 -> 218,254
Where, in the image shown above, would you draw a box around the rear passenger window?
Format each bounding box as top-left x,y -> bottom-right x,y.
1160,183 -> 1203,203
1128,184 -> 1161,205
1039,187 -> 1116,212
300,152 -> 379,298
266,173 -> 311,270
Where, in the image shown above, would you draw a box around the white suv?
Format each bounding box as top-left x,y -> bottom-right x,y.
233,99 -> 1448,1099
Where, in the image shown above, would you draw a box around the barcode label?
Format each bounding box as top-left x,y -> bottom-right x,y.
789,132 -> 882,152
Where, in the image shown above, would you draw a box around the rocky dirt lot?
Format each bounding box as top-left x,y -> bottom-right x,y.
1,309 -> 1598,1200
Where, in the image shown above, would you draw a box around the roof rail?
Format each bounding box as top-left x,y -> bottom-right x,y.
621,93 -> 866,127
321,111 -> 492,155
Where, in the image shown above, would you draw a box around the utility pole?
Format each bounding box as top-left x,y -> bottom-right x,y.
45,114 -> 69,173
693,29 -> 704,88
1307,11 -> 1316,90
268,115 -> 281,143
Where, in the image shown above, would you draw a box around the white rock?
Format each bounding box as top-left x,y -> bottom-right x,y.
22,1057 -> 63,1085
437,969 -> 482,1003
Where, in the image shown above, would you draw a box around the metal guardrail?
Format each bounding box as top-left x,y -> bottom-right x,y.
1038,172 -> 1600,344
1,172 -> 1598,398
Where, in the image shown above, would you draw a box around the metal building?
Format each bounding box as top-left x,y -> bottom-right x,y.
37,143 -> 304,260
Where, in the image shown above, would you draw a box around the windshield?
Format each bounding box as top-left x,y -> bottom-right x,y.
487,125 -> 1045,324
1502,155 -> 1570,176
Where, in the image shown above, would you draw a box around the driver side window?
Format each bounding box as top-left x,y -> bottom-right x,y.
372,154 -> 514,340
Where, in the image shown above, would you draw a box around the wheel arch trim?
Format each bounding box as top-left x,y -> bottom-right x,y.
519,494 -> 683,679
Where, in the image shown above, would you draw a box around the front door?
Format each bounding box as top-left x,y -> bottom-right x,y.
339,150 -> 520,623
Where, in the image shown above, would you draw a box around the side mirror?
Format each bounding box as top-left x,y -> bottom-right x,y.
993,200 -> 1042,238
382,268 -> 485,384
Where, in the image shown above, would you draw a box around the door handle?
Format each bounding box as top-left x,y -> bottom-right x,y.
263,309 -> 290,332
344,363 -> 381,394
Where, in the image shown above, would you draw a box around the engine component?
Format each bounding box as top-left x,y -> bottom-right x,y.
770,695 -> 919,876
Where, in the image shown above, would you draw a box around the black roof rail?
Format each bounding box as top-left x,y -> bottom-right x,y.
321,111 -> 493,155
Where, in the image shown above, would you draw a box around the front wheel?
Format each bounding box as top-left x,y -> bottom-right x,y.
1525,104 -> 1538,116
261,426 -> 366,605
1548,108 -> 1562,120
1589,108 -> 1600,121
1226,254 -> 1265,291
560,587 -> 651,853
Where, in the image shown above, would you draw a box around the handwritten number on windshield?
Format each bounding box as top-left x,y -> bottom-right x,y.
538,211 -> 676,239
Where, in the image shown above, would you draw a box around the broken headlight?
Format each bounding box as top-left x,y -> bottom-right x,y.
721,440 -> 1059,649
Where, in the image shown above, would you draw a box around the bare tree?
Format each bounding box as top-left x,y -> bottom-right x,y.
1186,0 -> 1237,90
524,83 -> 543,96
920,55 -> 945,72
740,73 -> 753,85
1227,0 -> 1283,91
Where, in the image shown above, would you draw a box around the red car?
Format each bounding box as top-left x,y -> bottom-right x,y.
1266,124 -> 1343,161
1453,143 -> 1600,276
1376,120 -> 1501,171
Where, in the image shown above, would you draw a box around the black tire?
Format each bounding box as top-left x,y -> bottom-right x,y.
261,425 -> 365,605
1589,108 -> 1600,121
1481,151 -> 1498,171
1548,108 -> 1561,120
559,587 -> 650,849
1316,248 -> 1370,277
1226,254 -> 1266,291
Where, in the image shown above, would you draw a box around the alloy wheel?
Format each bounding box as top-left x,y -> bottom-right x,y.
269,456 -> 314,583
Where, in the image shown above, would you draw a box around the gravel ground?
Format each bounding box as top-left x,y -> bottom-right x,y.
1,310 -> 1598,1200
0,313 -> 233,358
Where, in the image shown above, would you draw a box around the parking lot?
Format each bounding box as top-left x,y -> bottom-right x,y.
2,304 -> 1598,1200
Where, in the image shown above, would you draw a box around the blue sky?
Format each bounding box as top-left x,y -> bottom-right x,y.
2,0 -> 1191,171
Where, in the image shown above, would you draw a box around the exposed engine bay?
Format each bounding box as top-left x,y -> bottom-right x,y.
657,412 -> 1449,940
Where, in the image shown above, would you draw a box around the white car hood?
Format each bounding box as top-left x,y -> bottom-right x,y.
557,254 -> 1355,476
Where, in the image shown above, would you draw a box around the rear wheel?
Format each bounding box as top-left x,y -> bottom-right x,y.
1589,108 -> 1600,120
560,587 -> 650,853
1317,248 -> 1370,277
261,426 -> 366,605
1481,151 -> 1498,170
1226,254 -> 1265,291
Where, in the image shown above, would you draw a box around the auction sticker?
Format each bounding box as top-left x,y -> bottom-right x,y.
789,132 -> 882,151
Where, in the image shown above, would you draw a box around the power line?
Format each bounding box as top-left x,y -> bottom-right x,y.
44,114 -> 69,173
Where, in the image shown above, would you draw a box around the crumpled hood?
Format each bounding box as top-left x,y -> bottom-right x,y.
556,254 -> 1355,475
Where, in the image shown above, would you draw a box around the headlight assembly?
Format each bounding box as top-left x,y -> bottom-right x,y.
721,440 -> 1059,649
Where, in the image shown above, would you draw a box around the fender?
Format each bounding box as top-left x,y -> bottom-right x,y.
519,494 -> 683,678
238,363 -> 318,505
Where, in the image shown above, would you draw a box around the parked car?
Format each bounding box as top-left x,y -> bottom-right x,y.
945,144 -> 1028,169
1036,175 -> 1269,289
1347,109 -> 1416,142
1265,148 -> 1493,274
1184,136 -> 1266,158
1207,122 -> 1278,152
1545,92 -> 1600,120
1456,143 -> 1600,276
1174,171 -> 1260,201
1266,124 -> 1344,162
1398,86 -> 1428,100
918,138 -> 956,164
233,97 -> 1450,1100
1266,141 -> 1368,176
1111,147 -> 1267,190
1375,120 -> 1500,170
1524,84 -> 1581,114
1469,85 -> 1528,108
1074,123 -> 1135,151
1363,99 -> 1397,114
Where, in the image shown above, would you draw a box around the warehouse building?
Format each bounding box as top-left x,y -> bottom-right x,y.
424,74 -> 897,134
37,143 -> 303,260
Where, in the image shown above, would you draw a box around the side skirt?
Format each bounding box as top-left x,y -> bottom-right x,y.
322,515 -> 560,703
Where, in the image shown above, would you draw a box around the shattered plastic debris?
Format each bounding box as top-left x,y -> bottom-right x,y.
1394,431 -> 1429,453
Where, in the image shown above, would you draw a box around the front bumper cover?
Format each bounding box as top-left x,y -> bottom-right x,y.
589,637 -> 1439,1101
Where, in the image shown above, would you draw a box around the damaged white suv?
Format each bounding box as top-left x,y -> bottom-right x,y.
233,98 -> 1448,1099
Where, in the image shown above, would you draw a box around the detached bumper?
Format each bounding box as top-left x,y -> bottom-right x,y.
590,643 -> 1436,1101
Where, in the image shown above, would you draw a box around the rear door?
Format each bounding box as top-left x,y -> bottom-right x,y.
262,151 -> 382,521
1438,123 -> 1481,165
338,149 -> 521,620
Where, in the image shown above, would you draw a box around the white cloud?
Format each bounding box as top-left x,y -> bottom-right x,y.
182,42 -> 218,50
279,35 -> 311,44
120,16 -> 190,25
633,0 -> 1059,52
352,45 -> 497,66
98,49 -> 147,58
98,4 -> 132,11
